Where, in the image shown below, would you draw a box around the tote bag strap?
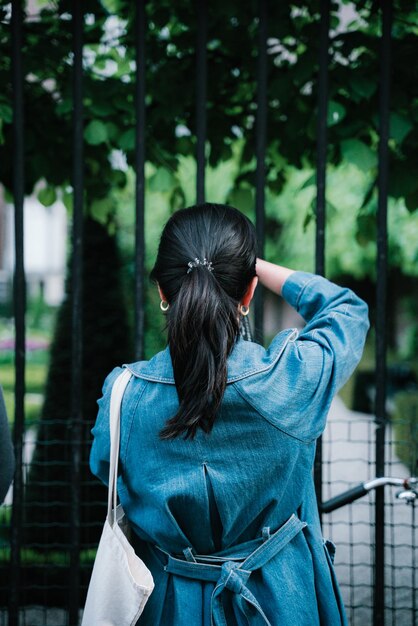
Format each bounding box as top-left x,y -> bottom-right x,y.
107,368 -> 132,525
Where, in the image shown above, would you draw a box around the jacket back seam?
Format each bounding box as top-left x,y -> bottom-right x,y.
123,329 -> 299,385
121,378 -> 149,465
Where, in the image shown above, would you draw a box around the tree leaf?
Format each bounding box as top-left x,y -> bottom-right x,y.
38,186 -> 57,207
303,210 -> 313,232
327,101 -> 346,126
341,139 -> 377,171
149,168 -> 175,193
360,177 -> 377,209
299,172 -> 316,190
100,0 -> 122,13
105,122 -> 119,142
84,120 -> 108,145
390,113 -> 413,144
90,197 -> 114,224
0,103 -> 13,124
119,128 -> 135,152
63,190 -> 73,212
56,99 -> 73,116
348,76 -> 377,102
89,102 -> 115,117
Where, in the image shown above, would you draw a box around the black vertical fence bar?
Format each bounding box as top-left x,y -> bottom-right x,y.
196,0 -> 207,204
314,0 -> 329,520
69,1 -> 84,623
9,2 -> 25,624
134,0 -> 146,361
254,0 -> 267,345
374,1 -> 392,625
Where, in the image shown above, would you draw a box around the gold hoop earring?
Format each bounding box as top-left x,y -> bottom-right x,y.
160,300 -> 169,312
239,304 -> 250,317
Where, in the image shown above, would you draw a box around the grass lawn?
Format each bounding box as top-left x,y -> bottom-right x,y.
0,350 -> 49,426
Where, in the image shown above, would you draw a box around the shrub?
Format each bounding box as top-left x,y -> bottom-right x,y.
392,391 -> 418,474
23,217 -> 133,552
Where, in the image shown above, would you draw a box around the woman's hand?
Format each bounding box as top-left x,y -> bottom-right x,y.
255,258 -> 295,296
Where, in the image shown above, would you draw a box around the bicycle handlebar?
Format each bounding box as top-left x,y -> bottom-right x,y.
321,483 -> 368,513
320,477 -> 417,514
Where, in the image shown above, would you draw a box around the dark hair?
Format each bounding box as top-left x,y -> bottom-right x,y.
150,203 -> 257,439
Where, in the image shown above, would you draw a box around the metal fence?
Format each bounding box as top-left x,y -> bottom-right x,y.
1,1 -> 417,625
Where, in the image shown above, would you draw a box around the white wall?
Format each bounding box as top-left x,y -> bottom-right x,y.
2,197 -> 67,306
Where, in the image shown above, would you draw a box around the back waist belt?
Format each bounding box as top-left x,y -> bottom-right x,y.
154,513 -> 307,626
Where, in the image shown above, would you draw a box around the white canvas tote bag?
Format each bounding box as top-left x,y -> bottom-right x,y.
81,368 -> 154,626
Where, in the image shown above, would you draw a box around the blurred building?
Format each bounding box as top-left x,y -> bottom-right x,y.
0,189 -> 67,308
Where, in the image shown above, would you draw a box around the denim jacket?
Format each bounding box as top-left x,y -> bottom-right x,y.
90,271 -> 369,626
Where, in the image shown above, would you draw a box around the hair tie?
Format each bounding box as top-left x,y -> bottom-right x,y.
187,257 -> 214,274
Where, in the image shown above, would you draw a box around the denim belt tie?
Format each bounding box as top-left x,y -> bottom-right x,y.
158,513 -> 307,626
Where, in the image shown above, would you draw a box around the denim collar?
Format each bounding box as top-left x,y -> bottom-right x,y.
125,328 -> 297,385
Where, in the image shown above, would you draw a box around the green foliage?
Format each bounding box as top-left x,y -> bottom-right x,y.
1,0 -> 418,215
0,363 -> 47,394
112,145 -> 418,321
0,348 -> 48,426
392,391 -> 418,474
0,547 -> 96,566
84,120 -> 109,145
0,387 -> 43,427
341,139 -> 377,171
37,185 -> 57,207
261,161 -> 418,279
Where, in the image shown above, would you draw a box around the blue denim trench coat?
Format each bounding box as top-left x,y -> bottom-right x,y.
90,271 -> 369,626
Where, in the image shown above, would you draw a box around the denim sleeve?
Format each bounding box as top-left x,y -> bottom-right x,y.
89,366 -> 124,486
235,272 -> 369,442
279,271 -> 370,439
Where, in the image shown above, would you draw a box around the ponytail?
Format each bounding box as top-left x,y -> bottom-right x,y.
150,203 -> 257,439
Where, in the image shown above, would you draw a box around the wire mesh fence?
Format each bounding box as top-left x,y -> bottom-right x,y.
322,399 -> 417,626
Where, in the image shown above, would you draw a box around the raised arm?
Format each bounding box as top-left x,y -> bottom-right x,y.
256,259 -> 369,392
255,258 -> 295,295
281,270 -> 370,387
245,261 -> 370,441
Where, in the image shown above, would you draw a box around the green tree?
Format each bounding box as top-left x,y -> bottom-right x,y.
1,0 -> 417,216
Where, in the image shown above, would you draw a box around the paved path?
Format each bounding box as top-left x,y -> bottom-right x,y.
323,397 -> 417,626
